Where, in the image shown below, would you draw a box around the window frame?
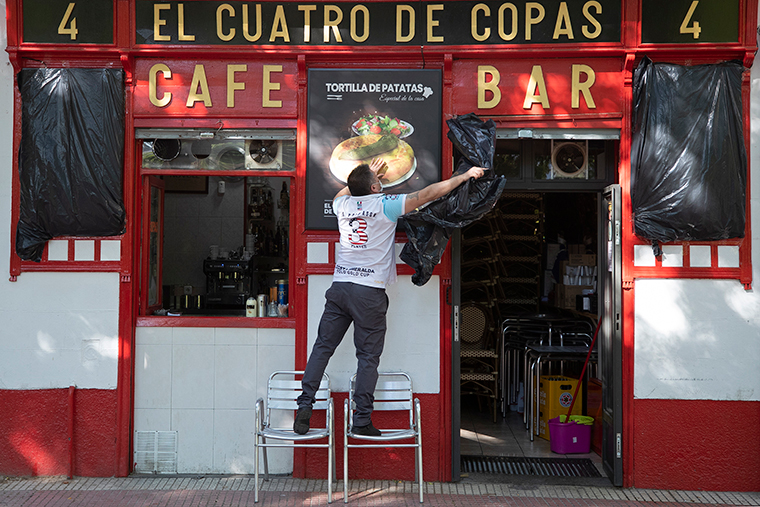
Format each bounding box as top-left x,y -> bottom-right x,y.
135,129 -> 297,327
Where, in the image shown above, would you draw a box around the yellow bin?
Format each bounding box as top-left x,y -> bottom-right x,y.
538,376 -> 584,440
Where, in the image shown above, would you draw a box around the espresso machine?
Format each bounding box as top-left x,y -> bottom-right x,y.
203,259 -> 253,310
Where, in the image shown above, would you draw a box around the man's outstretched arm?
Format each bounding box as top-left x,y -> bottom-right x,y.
403,166 -> 486,214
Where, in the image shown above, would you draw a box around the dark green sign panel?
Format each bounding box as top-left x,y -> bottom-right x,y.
23,0 -> 114,44
135,0 -> 620,46
641,0 -> 739,44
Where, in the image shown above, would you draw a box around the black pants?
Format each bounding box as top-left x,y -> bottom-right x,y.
297,282 -> 389,427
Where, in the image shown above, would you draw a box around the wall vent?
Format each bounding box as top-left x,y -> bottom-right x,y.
134,431 -> 178,474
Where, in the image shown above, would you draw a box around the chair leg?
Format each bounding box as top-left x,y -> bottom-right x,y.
343,440 -> 349,503
254,437 -> 259,503
263,438 -> 270,480
417,438 -> 423,503
328,425 -> 333,503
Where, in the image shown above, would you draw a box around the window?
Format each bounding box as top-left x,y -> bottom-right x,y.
488,129 -> 618,189
137,129 -> 295,319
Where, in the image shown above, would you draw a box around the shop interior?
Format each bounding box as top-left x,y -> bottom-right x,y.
139,134 -> 294,317
457,136 -> 613,478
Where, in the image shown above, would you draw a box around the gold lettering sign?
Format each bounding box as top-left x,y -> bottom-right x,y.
582,1 -> 603,39
553,2 -> 574,40
427,4 -> 444,43
154,3 -> 171,41
523,65 -> 549,109
477,65 -> 501,109
471,4 -> 490,42
243,4 -> 263,42
396,5 -> 415,43
571,64 -> 596,108
227,64 -> 247,108
498,3 -> 518,41
262,64 -> 283,108
525,2 -> 545,41
149,63 -> 172,107
187,64 -> 212,107
324,5 -> 343,43
298,5 -> 316,43
178,3 -> 195,41
270,5 -> 290,42
350,5 -> 370,43
217,4 -> 235,41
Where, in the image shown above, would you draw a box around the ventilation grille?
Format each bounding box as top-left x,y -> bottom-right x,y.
134,431 -> 178,474
461,456 -> 601,477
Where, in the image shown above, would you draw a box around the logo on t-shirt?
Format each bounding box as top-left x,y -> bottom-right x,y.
348,217 -> 369,246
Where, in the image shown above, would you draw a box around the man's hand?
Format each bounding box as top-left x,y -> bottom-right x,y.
403,165 -> 489,214
465,166 -> 487,180
370,157 -> 388,177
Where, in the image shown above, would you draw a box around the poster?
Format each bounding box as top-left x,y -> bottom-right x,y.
306,69 -> 442,229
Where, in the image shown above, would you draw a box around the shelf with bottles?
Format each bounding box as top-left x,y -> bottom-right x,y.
247,177 -> 289,221
245,176 -> 290,260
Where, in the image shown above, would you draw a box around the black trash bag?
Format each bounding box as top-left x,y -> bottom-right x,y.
631,57 -> 746,249
400,114 -> 506,286
16,68 -> 126,262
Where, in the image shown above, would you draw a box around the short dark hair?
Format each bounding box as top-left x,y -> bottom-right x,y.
347,163 -> 375,196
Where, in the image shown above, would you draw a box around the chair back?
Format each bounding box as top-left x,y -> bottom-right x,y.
265,371 -> 330,429
348,372 -> 414,429
460,302 -> 495,351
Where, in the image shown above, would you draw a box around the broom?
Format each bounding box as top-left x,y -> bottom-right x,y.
561,317 -> 601,424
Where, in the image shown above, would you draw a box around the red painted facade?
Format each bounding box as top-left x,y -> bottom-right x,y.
0,389 -> 118,477
3,0 -> 759,492
633,399 -> 760,490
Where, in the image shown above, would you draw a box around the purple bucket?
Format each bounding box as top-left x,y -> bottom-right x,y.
548,416 -> 591,454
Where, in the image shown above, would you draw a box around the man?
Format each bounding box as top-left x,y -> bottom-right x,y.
295,158 -> 486,436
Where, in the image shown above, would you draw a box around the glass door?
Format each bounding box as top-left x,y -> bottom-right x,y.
600,184 -> 623,485
142,176 -> 165,315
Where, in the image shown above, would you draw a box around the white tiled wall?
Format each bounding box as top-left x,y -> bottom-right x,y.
134,326 -> 295,474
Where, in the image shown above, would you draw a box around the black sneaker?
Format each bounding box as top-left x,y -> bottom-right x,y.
293,406 -> 312,435
351,422 -> 381,437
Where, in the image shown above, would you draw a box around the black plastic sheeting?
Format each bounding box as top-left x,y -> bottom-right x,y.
631,57 -> 746,252
16,68 -> 126,262
400,113 -> 506,286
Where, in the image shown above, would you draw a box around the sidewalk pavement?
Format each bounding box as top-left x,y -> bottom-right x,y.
1,475 -> 759,506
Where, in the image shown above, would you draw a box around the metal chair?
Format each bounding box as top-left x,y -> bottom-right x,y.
254,371 -> 334,503
343,372 -> 423,503
460,302 -> 500,422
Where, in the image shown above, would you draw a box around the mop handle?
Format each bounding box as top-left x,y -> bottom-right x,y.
563,318 -> 601,423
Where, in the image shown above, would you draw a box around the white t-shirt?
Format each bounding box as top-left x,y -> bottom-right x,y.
332,193 -> 406,289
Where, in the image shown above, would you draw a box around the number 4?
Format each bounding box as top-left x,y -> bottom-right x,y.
58,2 -> 78,40
679,0 -> 702,39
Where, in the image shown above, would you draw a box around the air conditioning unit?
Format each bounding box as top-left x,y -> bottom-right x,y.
246,140 -> 282,170
551,141 -> 587,178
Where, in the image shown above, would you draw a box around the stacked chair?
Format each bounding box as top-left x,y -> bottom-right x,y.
500,315 -> 596,440
460,193 -> 544,418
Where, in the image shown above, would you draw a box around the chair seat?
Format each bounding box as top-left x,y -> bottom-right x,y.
461,372 -> 497,381
461,348 -> 498,358
260,427 -> 330,441
347,428 -> 417,441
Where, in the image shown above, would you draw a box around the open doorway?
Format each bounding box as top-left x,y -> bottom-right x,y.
458,191 -> 603,476
451,130 -> 622,484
